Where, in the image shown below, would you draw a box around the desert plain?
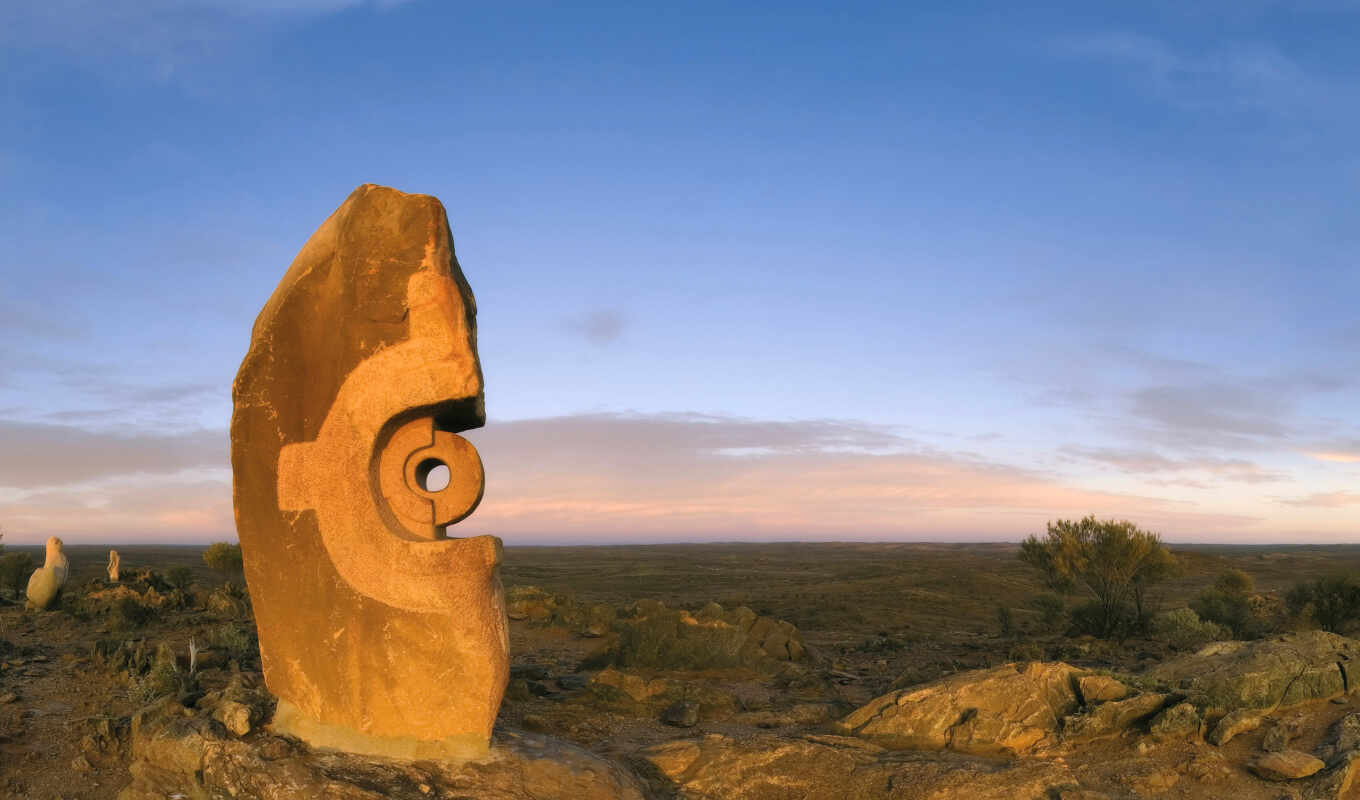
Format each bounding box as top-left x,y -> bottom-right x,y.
3,541 -> 1360,798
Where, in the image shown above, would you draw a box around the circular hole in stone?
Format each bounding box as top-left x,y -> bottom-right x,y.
415,458 -> 451,492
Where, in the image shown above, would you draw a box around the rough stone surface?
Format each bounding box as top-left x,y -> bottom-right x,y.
107,549 -> 120,582
1208,709 -> 1263,746
1317,712 -> 1360,765
637,732 -> 1076,800
662,700 -> 700,728
1145,632 -> 1360,713
118,701 -> 646,800
838,661 -> 1082,755
1148,702 -> 1201,741
1078,675 -> 1130,704
230,184 -> 508,757
1063,692 -> 1173,741
1250,750 -> 1326,781
25,537 -> 69,610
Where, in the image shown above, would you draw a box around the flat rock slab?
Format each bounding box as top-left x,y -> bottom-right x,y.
838,661 -> 1083,755
1250,750 -> 1326,781
638,732 -> 1077,800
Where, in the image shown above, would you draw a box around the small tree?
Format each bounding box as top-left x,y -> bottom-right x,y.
0,552 -> 34,600
1019,516 -> 1176,638
1289,575 -> 1360,634
202,542 -> 243,574
1192,569 -> 1259,639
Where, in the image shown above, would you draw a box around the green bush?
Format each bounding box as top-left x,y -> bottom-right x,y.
1287,575 -> 1360,633
165,566 -> 194,590
1027,592 -> 1066,632
129,642 -> 182,705
206,623 -> 255,660
0,552 -> 34,600
1152,607 -> 1226,650
110,596 -> 155,630
203,542 -> 244,574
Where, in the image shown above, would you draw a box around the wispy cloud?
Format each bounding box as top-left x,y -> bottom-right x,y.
1277,491 -> 1360,508
0,421 -> 225,489
1057,32 -> 1349,117
563,310 -> 628,346
1061,445 -> 1289,484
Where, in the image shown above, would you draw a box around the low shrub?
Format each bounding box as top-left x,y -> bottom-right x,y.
1151,607 -> 1226,651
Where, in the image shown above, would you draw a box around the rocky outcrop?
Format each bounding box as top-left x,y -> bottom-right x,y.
120,698 -> 646,800
1145,632 -> 1360,713
837,662 -> 1082,755
1062,692 -> 1174,742
638,733 -> 1077,800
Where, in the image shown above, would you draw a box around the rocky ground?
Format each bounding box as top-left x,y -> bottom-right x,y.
4,542 -> 1360,799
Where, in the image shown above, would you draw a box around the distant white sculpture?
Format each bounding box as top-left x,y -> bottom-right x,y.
107,549 -> 120,582
26,536 -> 69,610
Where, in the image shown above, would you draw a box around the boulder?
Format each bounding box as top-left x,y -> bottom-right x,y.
1208,709 -> 1263,746
25,536 -> 69,610
1062,693 -> 1173,741
591,668 -> 671,703
1077,675 -> 1129,705
1317,713 -> 1360,765
1144,632 -> 1360,713
1148,702 -> 1201,741
838,661 -> 1082,755
638,733 -> 1076,800
1250,750 -> 1326,781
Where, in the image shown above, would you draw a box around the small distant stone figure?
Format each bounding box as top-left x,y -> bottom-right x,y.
107,549 -> 120,582
232,184 -> 508,760
26,536 -> 69,610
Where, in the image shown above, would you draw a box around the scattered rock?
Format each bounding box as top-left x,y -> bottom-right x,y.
1251,750 -> 1326,781
557,675 -> 589,691
1078,675 -> 1130,704
1148,702 -> 1201,741
839,661 -> 1082,755
1317,712 -> 1360,765
591,668 -> 672,703
1209,709 -> 1263,745
1264,718 -> 1300,753
0,692 -> 17,704
661,700 -> 700,728
212,700 -> 253,737
586,600 -> 806,670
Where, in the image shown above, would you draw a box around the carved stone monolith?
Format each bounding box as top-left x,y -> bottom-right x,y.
107,549 -> 120,582
231,184 -> 508,760
26,536 -> 69,610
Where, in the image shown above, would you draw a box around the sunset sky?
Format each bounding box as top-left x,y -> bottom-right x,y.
1,1 -> 1357,545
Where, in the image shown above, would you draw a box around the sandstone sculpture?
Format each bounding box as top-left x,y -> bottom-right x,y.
231,184 -> 508,759
25,536 -> 69,610
107,549 -> 120,581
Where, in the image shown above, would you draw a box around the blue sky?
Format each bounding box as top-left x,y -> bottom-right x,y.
1,0 -> 1356,544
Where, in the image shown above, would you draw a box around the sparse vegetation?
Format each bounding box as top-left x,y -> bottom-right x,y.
1151,607 -> 1227,650
1019,516 -> 1176,638
0,552 -> 34,600
165,565 -> 195,590
1285,573 -> 1360,633
1191,569 -> 1262,639
202,541 -> 244,574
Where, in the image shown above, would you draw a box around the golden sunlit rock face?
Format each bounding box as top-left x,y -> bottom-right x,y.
230,184 -> 508,759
